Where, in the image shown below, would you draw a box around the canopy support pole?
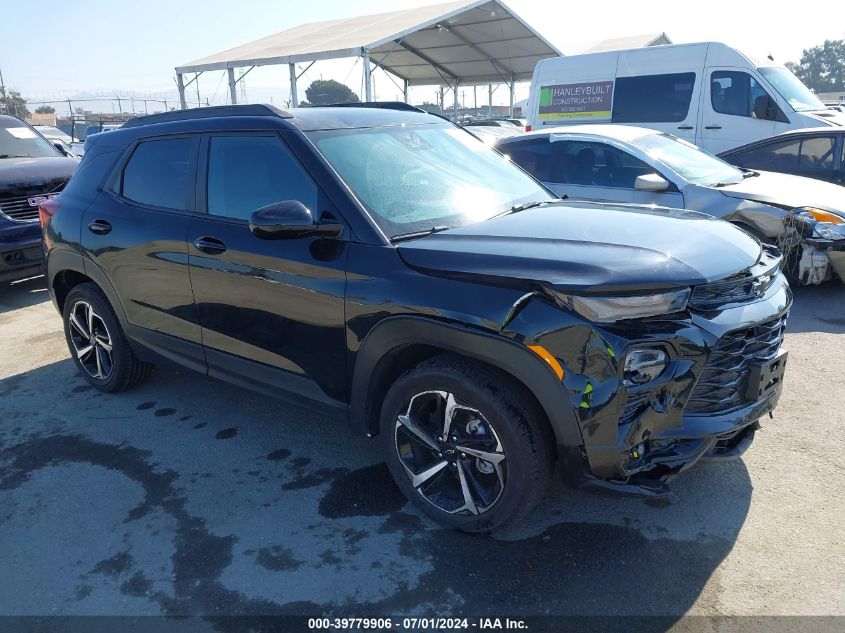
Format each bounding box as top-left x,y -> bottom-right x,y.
453,80 -> 459,120
509,77 -> 515,117
289,63 -> 298,107
403,79 -> 409,103
488,84 -> 493,117
227,68 -> 238,105
176,73 -> 187,110
362,50 -> 373,101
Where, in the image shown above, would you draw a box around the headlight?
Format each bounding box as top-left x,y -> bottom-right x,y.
553,289 -> 690,323
794,208 -> 845,240
624,349 -> 668,385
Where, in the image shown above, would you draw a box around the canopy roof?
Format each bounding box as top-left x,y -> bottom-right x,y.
176,0 -> 561,86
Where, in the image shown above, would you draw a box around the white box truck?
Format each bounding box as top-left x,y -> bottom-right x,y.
526,42 -> 844,154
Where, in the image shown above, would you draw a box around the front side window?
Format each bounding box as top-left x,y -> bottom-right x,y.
549,140 -> 654,188
207,135 -> 317,221
636,132 -> 744,186
711,71 -> 774,119
309,124 -> 554,239
0,118 -> 60,159
612,73 -> 696,123
501,138 -> 555,182
732,139 -> 800,172
798,136 -> 835,173
122,138 -> 194,210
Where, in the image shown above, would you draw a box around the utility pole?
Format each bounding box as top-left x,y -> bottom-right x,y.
0,66 -> 9,115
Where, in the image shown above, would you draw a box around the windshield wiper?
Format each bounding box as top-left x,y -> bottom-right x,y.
391,225 -> 451,243
492,199 -> 555,220
0,154 -> 32,159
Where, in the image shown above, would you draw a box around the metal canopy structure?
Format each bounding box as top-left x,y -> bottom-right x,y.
174,0 -> 560,115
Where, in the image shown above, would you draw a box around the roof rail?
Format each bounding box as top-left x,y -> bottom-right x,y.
122,104 -> 291,128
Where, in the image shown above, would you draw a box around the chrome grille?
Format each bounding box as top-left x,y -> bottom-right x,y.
0,182 -> 66,222
686,314 -> 787,414
689,270 -> 779,311
0,196 -> 41,221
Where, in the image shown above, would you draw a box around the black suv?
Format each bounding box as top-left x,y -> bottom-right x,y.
42,105 -> 791,532
1,115 -> 78,283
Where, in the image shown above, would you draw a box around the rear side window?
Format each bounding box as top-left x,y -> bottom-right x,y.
501,138 -> 555,182
612,73 -> 696,123
711,71 -> 772,118
207,135 -> 317,221
122,138 -> 194,210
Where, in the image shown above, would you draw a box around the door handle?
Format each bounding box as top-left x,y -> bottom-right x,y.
677,125 -> 694,130
704,124 -> 723,130
193,236 -> 227,254
88,219 -> 112,235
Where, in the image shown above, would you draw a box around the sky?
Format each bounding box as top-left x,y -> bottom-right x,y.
1,0 -> 844,113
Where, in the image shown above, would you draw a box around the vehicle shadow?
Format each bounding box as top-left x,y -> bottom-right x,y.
0,275 -> 49,315
786,282 -> 845,334
0,356 -> 751,627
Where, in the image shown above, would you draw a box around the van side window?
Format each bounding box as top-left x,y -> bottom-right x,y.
207,135 -> 318,221
711,71 -> 773,119
612,73 -> 696,123
122,138 -> 194,210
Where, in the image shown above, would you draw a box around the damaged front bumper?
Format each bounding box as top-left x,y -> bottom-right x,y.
503,270 -> 793,497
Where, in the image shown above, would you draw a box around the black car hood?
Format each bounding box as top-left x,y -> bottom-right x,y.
397,202 -> 762,294
0,156 -> 79,194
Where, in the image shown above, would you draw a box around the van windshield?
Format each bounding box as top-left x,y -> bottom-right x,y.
637,132 -> 744,186
308,123 -> 555,239
758,67 -> 825,113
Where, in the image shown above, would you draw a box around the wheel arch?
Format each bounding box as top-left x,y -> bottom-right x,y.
47,249 -> 128,326
349,316 -> 583,448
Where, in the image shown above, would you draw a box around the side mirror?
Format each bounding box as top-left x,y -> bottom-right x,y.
249,200 -> 343,239
53,141 -> 72,157
634,173 -> 670,192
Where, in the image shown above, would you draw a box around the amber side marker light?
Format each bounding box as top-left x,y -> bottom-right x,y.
528,345 -> 565,381
804,208 -> 844,224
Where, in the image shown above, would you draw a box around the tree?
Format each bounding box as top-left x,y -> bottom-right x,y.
35,105 -> 56,114
0,89 -> 30,119
303,79 -> 360,106
786,40 -> 845,93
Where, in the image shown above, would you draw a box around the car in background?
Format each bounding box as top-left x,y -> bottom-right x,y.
42,104 -> 791,532
719,128 -> 845,186
825,102 -> 845,114
496,124 -> 845,285
0,115 -> 79,283
463,123 -> 519,145
33,125 -> 79,158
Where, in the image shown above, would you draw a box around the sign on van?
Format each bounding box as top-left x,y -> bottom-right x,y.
538,81 -> 614,121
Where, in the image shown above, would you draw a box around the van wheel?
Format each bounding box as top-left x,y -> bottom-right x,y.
62,283 -> 152,392
380,354 -> 553,533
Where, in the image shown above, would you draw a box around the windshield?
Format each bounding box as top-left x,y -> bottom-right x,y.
1,119 -> 60,158
308,123 -> 554,238
636,132 -> 744,186
758,67 -> 826,113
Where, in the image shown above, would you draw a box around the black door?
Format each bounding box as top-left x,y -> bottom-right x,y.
81,134 -> 205,370
187,132 -> 349,405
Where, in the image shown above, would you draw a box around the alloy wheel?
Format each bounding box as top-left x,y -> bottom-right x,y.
394,390 -> 506,515
68,300 -> 114,380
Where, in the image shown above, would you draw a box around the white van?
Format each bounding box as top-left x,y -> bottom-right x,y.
526,42 -> 845,154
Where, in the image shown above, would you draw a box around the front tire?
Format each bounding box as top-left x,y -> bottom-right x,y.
380,355 -> 554,533
62,283 -> 152,392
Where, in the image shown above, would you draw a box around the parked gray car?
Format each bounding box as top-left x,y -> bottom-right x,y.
496,125 -> 845,285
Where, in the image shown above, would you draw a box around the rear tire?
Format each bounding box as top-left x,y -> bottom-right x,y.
62,283 -> 152,392
380,354 -> 554,533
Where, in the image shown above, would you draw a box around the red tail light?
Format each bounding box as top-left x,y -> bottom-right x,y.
38,197 -> 61,229
525,124 -> 532,132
